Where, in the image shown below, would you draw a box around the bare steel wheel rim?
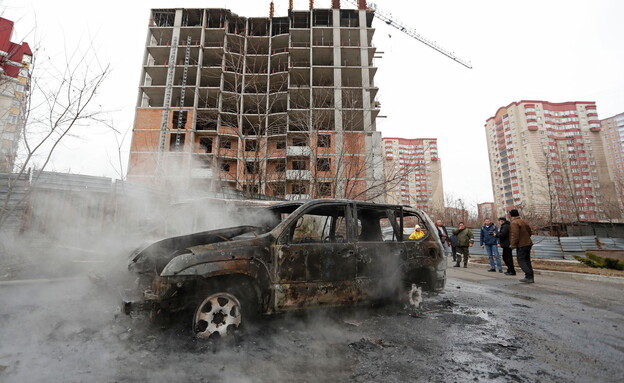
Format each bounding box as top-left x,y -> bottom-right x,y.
194,292 -> 242,338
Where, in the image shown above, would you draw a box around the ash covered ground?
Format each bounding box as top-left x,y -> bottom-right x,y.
1,257 -> 622,383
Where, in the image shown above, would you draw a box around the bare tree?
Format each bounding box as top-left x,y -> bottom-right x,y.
188,33 -> 292,199
441,193 -> 470,227
0,41 -> 110,230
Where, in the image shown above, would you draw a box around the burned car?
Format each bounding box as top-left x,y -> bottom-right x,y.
123,199 -> 445,338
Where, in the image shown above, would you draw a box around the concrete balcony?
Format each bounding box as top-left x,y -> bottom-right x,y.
286,194 -> 310,200
191,168 -> 213,178
287,146 -> 312,156
286,170 -> 311,180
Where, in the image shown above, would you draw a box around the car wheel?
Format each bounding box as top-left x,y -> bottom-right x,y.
193,284 -> 257,339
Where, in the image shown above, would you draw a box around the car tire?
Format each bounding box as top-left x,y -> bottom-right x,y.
192,282 -> 258,339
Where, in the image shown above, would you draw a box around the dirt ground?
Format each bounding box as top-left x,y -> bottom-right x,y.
470,256 -> 624,277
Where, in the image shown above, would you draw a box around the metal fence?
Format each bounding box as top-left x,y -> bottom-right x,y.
465,228 -> 624,259
0,173 -> 30,233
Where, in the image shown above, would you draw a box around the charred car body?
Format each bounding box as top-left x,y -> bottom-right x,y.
123,199 -> 445,338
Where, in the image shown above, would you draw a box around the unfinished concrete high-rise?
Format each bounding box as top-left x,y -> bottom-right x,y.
128,2 -> 384,200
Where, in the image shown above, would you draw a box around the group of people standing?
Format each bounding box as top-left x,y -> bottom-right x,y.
434,209 -> 535,283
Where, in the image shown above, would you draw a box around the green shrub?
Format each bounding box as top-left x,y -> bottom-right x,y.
574,252 -> 624,270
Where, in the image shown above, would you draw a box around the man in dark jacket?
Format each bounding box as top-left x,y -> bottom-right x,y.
509,209 -> 534,283
435,219 -> 451,257
480,218 -> 502,272
449,233 -> 458,262
496,217 -> 515,275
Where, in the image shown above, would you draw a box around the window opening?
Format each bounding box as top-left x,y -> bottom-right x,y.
220,139 -> 232,149
199,137 -> 213,153
172,111 -> 188,128
317,158 -> 331,171
169,133 -> 185,151
318,135 -> 330,147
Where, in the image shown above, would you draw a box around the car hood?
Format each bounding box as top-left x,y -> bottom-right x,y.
128,225 -> 262,274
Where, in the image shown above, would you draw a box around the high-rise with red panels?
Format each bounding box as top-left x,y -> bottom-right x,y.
485,101 -> 620,222
381,137 -> 444,213
600,112 -> 624,212
0,17 -> 32,172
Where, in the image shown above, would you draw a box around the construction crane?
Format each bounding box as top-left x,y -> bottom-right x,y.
344,0 -> 472,69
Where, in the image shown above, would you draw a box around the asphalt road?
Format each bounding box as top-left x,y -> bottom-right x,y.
0,260 -> 622,382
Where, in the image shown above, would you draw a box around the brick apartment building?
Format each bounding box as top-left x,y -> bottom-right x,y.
477,202 -> 495,222
600,112 -> 624,211
0,17 -> 32,172
127,1 -> 385,200
382,137 -> 444,213
485,100 -> 621,223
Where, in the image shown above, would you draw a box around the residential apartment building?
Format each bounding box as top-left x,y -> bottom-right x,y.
127,2 -> 384,200
485,100 -> 620,223
0,18 -> 32,173
382,137 -> 444,213
600,112 -> 624,211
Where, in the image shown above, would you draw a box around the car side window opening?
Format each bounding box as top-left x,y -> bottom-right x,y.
285,205 -> 347,244
356,208 -> 384,242
292,214 -> 328,243
355,207 -> 408,242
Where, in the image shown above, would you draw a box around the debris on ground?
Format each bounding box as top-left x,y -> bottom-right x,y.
348,337 -> 395,353
408,284 -> 422,308
343,319 -> 362,327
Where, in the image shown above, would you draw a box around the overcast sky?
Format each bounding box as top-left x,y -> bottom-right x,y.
3,0 -> 624,206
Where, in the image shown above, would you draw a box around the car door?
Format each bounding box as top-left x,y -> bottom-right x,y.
354,205 -> 406,300
272,202 -> 358,311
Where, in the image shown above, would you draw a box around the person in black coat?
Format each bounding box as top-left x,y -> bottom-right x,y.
496,217 -> 516,275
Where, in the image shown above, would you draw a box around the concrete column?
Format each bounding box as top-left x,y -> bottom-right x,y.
333,9 -> 342,132
359,10 -> 371,132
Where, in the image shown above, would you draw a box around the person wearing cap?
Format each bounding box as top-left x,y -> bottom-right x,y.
452,222 -> 473,267
509,209 -> 534,283
480,218 -> 503,272
409,224 -> 425,240
495,216 -> 516,275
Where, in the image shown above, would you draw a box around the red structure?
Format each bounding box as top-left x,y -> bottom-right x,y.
0,18 -> 32,78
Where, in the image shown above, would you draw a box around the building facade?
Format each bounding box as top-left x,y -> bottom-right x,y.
382,137 -> 444,213
485,100 -> 620,223
477,202 -> 495,222
0,18 -> 32,173
600,112 -> 624,211
127,3 -> 384,200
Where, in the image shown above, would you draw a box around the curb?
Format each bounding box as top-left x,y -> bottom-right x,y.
448,258 -> 624,284
534,269 -> 624,284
